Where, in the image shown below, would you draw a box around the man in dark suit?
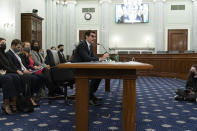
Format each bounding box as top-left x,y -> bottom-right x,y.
72,30 -> 109,105
6,39 -> 42,106
6,39 -> 33,74
57,44 -> 67,63
0,37 -> 23,113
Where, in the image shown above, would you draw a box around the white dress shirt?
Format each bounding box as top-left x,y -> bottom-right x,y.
10,49 -> 27,71
86,40 -> 91,51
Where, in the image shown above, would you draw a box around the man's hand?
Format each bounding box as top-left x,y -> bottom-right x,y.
189,91 -> 195,95
34,66 -> 39,70
99,53 -> 109,61
103,53 -> 109,59
17,70 -> 23,75
46,65 -> 50,69
23,69 -> 32,74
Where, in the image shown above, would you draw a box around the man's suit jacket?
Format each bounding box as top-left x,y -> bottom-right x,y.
71,40 -> 99,62
0,50 -> 17,73
6,50 -> 22,71
58,51 -> 67,63
31,50 -> 46,67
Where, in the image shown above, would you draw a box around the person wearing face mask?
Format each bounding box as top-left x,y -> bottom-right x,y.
19,42 -> 48,101
6,39 -> 41,107
19,42 -> 43,73
57,44 -> 67,63
0,38 -> 22,114
31,40 -> 57,97
174,64 -> 197,102
31,40 -> 50,69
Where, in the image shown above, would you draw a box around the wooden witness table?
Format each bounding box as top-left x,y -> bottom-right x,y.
58,61 -> 153,131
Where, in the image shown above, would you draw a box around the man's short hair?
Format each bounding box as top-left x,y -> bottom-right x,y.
58,44 -> 64,49
0,37 -> 6,42
31,40 -> 40,48
84,30 -> 96,39
11,39 -> 21,46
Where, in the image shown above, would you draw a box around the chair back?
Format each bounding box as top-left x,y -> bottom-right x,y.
184,50 -> 195,54
45,49 -> 60,66
129,51 -> 140,54
51,50 -> 60,65
141,51 -> 152,54
157,51 -> 167,54
118,51 -> 128,54
45,49 -> 75,82
168,50 -> 179,54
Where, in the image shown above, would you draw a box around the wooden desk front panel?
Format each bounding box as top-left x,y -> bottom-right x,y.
105,54 -> 197,80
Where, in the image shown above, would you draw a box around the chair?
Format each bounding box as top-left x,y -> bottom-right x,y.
168,50 -> 179,54
184,50 -> 195,54
45,49 -> 75,104
156,51 -> 167,54
141,51 -> 152,54
129,51 -> 140,54
118,51 -> 128,54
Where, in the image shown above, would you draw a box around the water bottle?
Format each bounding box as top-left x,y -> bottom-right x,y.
114,54 -> 119,62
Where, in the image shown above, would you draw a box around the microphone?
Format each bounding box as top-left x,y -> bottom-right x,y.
96,43 -> 109,54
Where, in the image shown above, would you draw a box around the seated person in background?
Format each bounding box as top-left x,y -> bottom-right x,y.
57,44 -> 67,63
31,40 -> 50,69
39,48 -> 45,58
50,46 -> 56,50
71,30 -> 109,105
31,40 -> 58,97
19,41 -> 45,99
19,42 -> 43,74
175,64 -> 197,102
6,39 -> 40,107
0,37 -> 22,114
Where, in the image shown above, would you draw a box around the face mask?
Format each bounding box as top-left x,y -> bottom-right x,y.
190,71 -> 196,77
60,49 -> 64,52
0,44 -> 6,51
24,47 -> 31,53
13,48 -> 20,53
40,51 -> 44,56
32,46 -> 40,52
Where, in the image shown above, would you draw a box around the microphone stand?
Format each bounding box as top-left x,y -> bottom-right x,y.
96,43 -> 109,54
96,43 -> 113,61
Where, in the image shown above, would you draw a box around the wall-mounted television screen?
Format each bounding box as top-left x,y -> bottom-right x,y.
115,4 -> 149,24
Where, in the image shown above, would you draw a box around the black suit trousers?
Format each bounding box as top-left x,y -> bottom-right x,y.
0,73 -> 21,99
89,79 -> 101,100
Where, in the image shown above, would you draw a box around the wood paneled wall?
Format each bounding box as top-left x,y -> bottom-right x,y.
100,54 -> 197,80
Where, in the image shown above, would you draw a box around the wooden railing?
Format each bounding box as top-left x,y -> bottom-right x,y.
98,53 -> 197,80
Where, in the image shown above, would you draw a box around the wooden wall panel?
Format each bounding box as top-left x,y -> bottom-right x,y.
99,54 -> 197,80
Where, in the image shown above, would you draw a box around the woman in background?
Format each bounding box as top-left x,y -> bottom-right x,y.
31,40 -> 57,97
19,41 -> 42,107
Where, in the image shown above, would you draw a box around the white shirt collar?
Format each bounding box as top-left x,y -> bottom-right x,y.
86,40 -> 91,48
10,49 -> 26,71
10,49 -> 18,56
